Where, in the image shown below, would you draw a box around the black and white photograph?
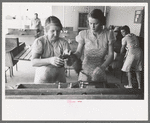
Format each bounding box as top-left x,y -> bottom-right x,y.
2,2 -> 148,121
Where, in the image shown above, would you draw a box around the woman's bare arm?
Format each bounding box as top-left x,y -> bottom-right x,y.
120,44 -> 126,55
74,43 -> 84,59
31,53 -> 51,67
119,44 -> 126,60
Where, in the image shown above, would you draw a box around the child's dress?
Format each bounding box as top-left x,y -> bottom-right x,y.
121,33 -> 143,72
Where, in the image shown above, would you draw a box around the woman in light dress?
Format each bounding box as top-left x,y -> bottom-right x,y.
31,16 -> 71,83
73,9 -> 116,83
120,25 -> 143,89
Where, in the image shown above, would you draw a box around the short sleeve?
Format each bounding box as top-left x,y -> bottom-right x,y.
31,39 -> 43,55
107,30 -> 116,45
122,38 -> 127,46
75,31 -> 85,45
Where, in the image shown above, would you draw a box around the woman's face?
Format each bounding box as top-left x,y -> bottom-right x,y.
46,25 -> 61,41
121,29 -> 127,37
88,17 -> 102,33
114,31 -> 119,37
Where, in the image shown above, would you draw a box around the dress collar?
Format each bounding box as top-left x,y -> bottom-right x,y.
89,29 -> 104,39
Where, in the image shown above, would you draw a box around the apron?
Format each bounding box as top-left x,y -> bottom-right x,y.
34,65 -> 66,83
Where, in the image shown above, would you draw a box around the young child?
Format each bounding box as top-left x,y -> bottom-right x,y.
119,25 -> 143,89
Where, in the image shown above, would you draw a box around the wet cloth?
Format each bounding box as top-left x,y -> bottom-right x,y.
121,33 -> 143,72
76,29 -> 115,82
32,35 -> 70,83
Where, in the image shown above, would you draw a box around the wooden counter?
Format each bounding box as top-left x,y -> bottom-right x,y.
5,83 -> 144,99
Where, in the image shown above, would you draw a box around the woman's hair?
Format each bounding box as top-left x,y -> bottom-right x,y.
88,9 -> 105,25
45,16 -> 63,32
121,25 -> 130,33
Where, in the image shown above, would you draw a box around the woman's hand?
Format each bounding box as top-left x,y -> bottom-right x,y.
49,57 -> 64,67
91,66 -> 106,82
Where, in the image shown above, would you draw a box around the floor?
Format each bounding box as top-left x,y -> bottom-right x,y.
5,60 -> 129,88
